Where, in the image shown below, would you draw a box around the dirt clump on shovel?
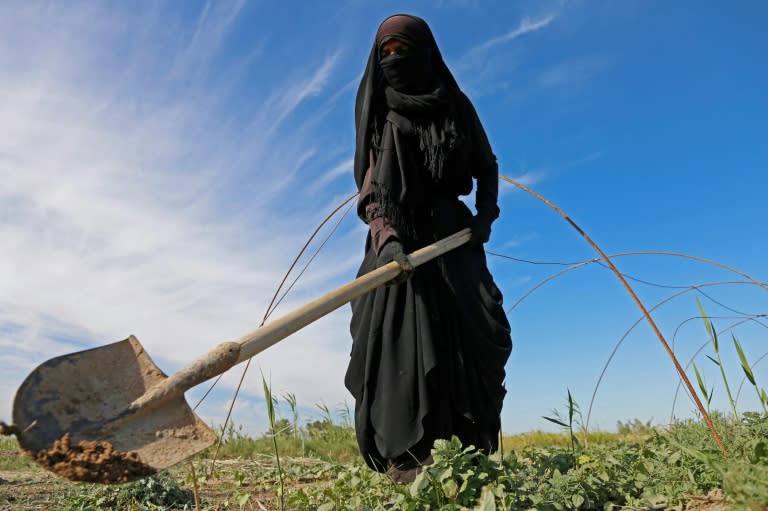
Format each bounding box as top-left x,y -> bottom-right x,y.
29,433 -> 156,484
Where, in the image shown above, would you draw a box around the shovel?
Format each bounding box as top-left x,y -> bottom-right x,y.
12,228 -> 471,484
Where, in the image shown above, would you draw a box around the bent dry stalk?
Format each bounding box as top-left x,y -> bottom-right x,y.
499,174 -> 729,458
208,193 -> 358,473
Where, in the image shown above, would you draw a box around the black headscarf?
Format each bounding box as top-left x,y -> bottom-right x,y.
354,14 -> 458,183
354,14 -> 475,236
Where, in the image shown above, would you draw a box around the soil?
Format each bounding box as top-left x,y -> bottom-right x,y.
0,456 -> 287,511
27,433 -> 155,484
676,489 -> 729,511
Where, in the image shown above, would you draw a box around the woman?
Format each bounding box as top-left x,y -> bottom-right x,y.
345,13 -> 512,483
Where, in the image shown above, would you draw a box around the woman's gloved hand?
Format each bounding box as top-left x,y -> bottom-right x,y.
469,213 -> 494,246
376,239 -> 414,285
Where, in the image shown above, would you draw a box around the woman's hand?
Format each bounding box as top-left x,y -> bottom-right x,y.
376,239 -> 414,285
470,214 -> 493,246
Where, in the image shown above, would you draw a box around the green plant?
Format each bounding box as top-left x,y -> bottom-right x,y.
187,461 -> 202,510
316,401 -> 334,424
733,334 -> 768,414
693,361 -> 715,415
669,414 -> 768,510
0,436 -> 36,471
407,436 -> 504,509
57,472 -> 194,510
287,461 -> 395,510
278,407 -> 768,510
283,391 -> 301,440
262,373 -> 286,511
698,298 -> 739,419
543,389 -> 585,453
615,418 -> 656,437
337,400 -> 353,428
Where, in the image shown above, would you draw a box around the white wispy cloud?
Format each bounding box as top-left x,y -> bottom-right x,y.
310,158 -> 355,192
537,55 -> 611,90
451,14 -> 556,97
186,0 -> 247,65
267,51 -> 343,132
0,1 -> 358,431
470,15 -> 557,55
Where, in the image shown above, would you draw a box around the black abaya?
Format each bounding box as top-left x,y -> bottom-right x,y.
345,14 -> 512,473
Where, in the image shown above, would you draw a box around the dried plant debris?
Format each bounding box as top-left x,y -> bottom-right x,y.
28,433 -> 155,484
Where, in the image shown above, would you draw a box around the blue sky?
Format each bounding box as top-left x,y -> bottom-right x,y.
1,0 -> 766,437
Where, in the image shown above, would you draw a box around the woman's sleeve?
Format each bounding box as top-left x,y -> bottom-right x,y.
465,96 -> 500,221
357,151 -> 399,253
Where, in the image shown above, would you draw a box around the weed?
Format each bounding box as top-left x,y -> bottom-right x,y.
733,334 -> 768,414
615,418 -> 656,436
283,391 -> 301,440
261,373 -> 286,511
56,471 -> 194,511
543,389 -> 586,452
698,298 -> 739,419
693,361 -> 715,415
271,410 -> 767,510
0,436 -> 35,471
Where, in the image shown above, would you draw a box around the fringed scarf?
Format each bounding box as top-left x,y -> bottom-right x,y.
383,85 -> 459,182
354,14 -> 468,238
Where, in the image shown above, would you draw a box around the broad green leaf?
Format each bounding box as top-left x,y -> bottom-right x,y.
442,478 -> 458,499
572,494 -> 585,509
473,486 -> 496,511
410,472 -> 429,497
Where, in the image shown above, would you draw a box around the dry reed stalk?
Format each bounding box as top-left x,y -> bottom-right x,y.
586,282 -> 762,429
207,192 -> 358,476
499,174 -> 729,458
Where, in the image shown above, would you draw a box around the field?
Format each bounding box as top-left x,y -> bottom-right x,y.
3,310 -> 767,510
1,412 -> 767,511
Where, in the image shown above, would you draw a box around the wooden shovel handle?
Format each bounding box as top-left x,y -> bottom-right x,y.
140,228 -> 472,405
235,227 -> 471,362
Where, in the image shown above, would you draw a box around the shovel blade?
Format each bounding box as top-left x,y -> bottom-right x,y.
13,335 -> 217,483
